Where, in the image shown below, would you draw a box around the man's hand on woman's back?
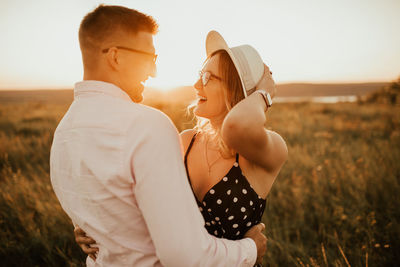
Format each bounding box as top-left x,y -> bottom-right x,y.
244,223 -> 267,265
74,226 -> 98,261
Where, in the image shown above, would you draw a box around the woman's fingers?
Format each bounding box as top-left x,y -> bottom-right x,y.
255,64 -> 276,98
263,64 -> 272,75
262,64 -> 276,98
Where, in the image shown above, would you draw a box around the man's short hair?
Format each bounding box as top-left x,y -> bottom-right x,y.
79,5 -> 158,52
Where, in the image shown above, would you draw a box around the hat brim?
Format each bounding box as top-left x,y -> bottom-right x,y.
205,31 -> 248,97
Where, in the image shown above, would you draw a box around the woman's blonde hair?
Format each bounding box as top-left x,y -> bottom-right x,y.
189,50 -> 256,158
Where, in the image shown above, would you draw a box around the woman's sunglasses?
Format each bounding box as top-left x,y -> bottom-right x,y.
198,70 -> 222,86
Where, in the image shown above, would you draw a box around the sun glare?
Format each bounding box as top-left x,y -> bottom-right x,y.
0,0 -> 399,90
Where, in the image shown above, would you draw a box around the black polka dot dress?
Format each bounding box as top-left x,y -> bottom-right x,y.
184,133 -> 266,240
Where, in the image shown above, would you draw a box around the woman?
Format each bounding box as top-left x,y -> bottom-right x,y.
75,30 -> 287,262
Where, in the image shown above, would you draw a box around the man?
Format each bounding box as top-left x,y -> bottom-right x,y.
50,5 -> 266,266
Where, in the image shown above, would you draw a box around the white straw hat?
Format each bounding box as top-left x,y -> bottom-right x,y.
206,30 -> 264,97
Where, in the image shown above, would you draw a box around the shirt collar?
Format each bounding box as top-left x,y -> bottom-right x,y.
74,80 -> 132,102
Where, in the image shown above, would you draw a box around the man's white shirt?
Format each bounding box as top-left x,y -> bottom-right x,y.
50,80 -> 257,266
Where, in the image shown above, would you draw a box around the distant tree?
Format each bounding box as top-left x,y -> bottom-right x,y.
363,76 -> 400,105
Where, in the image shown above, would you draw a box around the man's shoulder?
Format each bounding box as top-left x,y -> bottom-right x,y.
132,103 -> 172,124
124,103 -> 177,134
105,99 -> 168,122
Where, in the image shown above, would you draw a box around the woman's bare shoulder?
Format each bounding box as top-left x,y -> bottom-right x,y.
179,129 -> 197,154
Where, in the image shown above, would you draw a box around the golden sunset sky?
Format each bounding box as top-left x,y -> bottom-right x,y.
0,0 -> 399,90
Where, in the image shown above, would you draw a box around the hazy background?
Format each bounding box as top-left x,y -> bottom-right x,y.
1,0 -> 399,90
1,1 -> 399,266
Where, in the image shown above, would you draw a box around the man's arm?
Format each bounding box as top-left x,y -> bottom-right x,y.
129,111 -> 257,267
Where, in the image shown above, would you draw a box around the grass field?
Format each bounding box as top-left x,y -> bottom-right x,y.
0,92 -> 399,266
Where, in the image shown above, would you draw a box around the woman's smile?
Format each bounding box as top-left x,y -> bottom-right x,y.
197,94 -> 208,103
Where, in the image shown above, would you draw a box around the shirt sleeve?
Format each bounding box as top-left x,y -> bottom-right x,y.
128,111 -> 257,267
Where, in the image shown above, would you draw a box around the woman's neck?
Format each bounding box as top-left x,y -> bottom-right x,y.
209,114 -> 226,131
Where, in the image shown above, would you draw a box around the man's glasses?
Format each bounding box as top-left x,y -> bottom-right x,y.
199,70 -> 222,86
102,46 -> 157,64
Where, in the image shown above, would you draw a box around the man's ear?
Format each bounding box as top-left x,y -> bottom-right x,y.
106,47 -> 119,70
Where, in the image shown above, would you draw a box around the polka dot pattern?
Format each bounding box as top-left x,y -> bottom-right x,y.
184,136 -> 266,241
196,157 -> 266,240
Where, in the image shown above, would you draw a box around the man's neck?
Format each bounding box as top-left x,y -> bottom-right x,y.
83,70 -> 121,89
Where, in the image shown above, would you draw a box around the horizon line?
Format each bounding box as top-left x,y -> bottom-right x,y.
0,80 -> 393,91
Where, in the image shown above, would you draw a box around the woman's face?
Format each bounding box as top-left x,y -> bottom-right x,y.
193,54 -> 228,120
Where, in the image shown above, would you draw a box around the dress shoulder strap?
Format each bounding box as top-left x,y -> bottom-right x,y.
184,132 -> 198,164
184,132 -> 198,188
183,132 -> 200,200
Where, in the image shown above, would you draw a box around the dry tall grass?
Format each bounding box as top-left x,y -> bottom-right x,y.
0,96 -> 399,266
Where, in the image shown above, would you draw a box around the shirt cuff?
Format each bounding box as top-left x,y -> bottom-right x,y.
241,237 -> 257,266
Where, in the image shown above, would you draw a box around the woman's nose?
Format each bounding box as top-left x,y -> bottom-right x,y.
194,78 -> 202,90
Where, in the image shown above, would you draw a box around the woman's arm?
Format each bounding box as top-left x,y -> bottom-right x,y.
221,66 -> 288,173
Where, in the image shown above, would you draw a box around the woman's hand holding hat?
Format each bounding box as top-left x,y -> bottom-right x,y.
255,64 -> 276,99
